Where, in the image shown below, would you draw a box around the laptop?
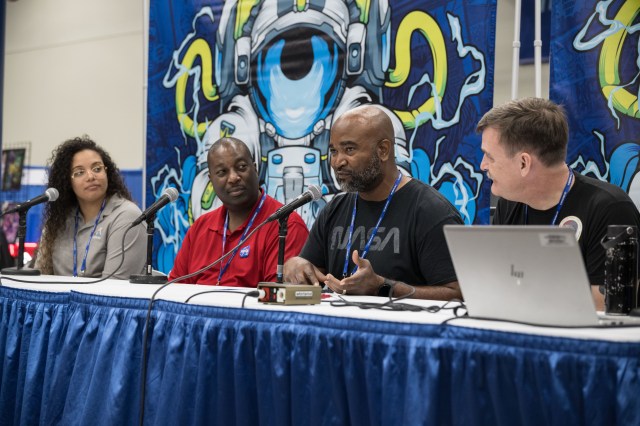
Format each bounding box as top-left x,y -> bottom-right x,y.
443,225 -> 640,327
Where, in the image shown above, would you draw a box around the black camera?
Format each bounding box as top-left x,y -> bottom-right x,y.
601,225 -> 639,315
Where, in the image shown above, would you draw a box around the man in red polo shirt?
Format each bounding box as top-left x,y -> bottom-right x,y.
169,137 -> 309,286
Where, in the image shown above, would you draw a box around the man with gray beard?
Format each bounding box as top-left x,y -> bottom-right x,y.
284,105 -> 463,300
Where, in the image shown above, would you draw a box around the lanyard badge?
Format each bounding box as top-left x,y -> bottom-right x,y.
342,171 -> 403,278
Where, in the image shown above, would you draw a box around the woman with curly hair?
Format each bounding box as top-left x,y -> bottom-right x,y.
34,136 -> 146,279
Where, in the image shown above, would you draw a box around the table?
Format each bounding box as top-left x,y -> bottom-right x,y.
1,275 -> 639,425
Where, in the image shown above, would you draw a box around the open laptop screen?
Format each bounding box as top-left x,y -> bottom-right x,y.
443,225 -> 600,326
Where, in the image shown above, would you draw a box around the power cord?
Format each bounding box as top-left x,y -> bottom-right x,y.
184,289 -> 262,307
327,282 -> 468,314
138,221 -> 268,426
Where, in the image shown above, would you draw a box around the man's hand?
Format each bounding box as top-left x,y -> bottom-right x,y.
324,250 -> 383,296
283,256 -> 327,286
591,285 -> 605,312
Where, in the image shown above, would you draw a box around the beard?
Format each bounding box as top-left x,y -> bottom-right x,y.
337,153 -> 384,193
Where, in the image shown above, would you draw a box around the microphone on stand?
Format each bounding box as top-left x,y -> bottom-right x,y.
266,185 -> 322,223
2,188 -> 59,276
1,188 -> 59,216
256,185 -> 323,304
131,187 -> 180,227
273,185 -> 321,282
130,187 -> 180,284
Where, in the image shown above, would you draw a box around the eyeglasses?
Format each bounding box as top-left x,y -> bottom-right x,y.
71,164 -> 107,179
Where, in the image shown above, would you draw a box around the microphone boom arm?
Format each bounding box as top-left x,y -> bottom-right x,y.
276,216 -> 288,284
130,213 -> 168,284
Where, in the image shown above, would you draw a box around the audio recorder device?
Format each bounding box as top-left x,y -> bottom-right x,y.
257,282 -> 322,305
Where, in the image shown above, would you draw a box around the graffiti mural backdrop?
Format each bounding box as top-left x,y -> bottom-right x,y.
551,0 -> 640,204
147,0 -> 496,273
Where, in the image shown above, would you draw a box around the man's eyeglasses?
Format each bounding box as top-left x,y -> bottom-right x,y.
71,164 -> 107,179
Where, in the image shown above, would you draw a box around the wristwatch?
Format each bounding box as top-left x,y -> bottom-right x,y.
377,278 -> 395,297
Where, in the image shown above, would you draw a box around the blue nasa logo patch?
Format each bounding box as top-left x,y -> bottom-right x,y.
239,245 -> 250,258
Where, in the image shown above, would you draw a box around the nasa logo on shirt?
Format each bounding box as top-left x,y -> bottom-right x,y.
239,245 -> 250,258
559,216 -> 583,241
93,227 -> 104,240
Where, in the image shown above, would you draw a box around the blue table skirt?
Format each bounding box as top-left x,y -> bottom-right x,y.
1,286 -> 639,426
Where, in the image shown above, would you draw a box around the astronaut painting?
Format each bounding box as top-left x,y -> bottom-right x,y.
147,0 -> 496,273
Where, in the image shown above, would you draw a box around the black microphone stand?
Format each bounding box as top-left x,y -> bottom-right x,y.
130,213 -> 167,284
276,216 -> 288,283
256,208 -> 320,305
2,211 -> 40,275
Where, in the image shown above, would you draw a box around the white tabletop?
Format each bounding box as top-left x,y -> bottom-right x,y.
2,274 -> 640,342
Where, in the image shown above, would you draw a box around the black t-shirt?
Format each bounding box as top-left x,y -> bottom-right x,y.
300,179 -> 463,286
493,172 -> 640,286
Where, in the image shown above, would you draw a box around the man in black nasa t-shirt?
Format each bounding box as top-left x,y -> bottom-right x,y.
478,97 -> 640,310
284,105 -> 463,300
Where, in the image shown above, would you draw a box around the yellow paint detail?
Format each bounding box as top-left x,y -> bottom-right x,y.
599,0 -> 640,118
354,0 -> 371,24
188,196 -> 194,225
296,0 -> 307,12
235,0 -> 262,39
201,181 -> 216,211
176,38 -> 218,137
386,11 -> 447,129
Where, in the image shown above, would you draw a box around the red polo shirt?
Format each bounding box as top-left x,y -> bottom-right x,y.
169,192 -> 308,286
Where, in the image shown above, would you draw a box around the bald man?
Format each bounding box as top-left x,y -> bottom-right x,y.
284,105 -> 463,300
169,137 -> 309,286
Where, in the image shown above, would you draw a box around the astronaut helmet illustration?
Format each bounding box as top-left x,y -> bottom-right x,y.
214,0 -> 392,141
188,0 -> 409,224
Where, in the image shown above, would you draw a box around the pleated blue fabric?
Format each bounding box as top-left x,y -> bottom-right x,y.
1,286 -> 639,425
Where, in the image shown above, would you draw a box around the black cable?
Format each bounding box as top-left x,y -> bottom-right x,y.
441,314 -> 640,328
322,283 -> 640,328
0,225 -> 135,286
327,282 -> 467,314
138,220 -> 269,426
183,289 -> 260,305
241,290 -> 261,307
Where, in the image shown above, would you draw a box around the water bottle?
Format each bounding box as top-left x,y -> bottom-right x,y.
601,225 -> 639,315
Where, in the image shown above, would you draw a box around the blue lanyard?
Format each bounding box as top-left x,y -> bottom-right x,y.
342,171 -> 403,278
525,165 -> 574,225
217,190 -> 267,285
73,198 -> 107,277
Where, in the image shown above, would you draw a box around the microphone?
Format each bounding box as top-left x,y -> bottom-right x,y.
266,185 -> 322,223
132,187 -> 179,226
2,188 -> 59,215
1,188 -> 58,275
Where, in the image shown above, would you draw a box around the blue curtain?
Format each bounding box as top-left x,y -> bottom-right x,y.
1,287 -> 639,425
0,287 -> 69,425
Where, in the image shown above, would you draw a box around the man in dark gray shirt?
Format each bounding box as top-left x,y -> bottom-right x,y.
284,105 -> 463,300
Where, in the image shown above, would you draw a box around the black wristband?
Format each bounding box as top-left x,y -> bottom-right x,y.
377,278 -> 395,297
